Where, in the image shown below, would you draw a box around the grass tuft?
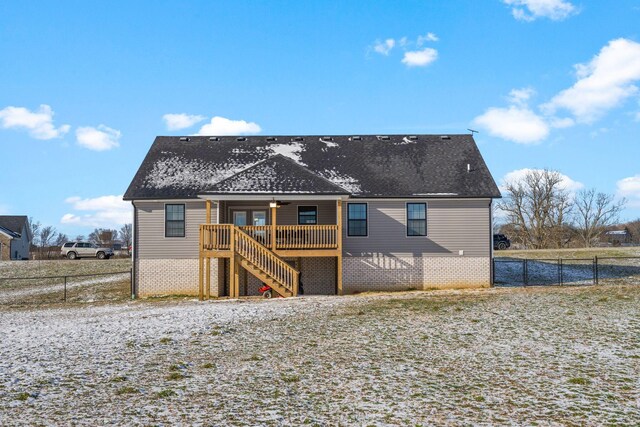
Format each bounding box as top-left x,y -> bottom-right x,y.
281,374 -> 300,383
157,389 -> 177,398
568,377 -> 591,386
166,372 -> 185,381
16,392 -> 31,401
115,386 -> 138,395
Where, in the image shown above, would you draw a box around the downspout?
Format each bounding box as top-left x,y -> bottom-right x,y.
131,201 -> 138,299
489,200 -> 494,287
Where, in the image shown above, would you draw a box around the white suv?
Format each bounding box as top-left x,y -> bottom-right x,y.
61,242 -> 114,260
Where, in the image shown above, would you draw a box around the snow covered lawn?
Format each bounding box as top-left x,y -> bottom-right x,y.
1,285 -> 639,425
0,259 -> 131,306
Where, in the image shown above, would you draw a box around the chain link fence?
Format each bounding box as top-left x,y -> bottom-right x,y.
0,270 -> 133,307
494,256 -> 640,287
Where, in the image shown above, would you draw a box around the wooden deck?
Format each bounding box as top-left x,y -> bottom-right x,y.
200,224 -> 340,257
198,199 -> 343,300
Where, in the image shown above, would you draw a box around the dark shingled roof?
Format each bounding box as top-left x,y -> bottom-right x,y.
0,215 -> 28,235
205,155 -> 350,195
124,134 -> 500,200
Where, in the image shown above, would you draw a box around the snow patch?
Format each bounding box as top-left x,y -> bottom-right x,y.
319,138 -> 338,148
268,142 -> 304,164
144,157 -> 255,190
319,169 -> 361,194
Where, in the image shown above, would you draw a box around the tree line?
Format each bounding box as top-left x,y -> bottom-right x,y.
28,219 -> 132,259
496,169 -> 629,249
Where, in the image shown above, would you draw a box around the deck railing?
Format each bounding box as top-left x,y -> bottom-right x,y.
200,224 -> 338,251
274,225 -> 339,249
240,225 -> 271,248
200,224 -> 232,251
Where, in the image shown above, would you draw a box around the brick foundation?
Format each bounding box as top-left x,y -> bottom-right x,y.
0,235 -> 10,261
136,256 -> 490,297
136,259 -> 219,297
342,256 -> 490,293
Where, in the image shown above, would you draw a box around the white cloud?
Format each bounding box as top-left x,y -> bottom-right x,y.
61,195 -> 131,228
401,48 -> 438,67
474,105 -> 550,144
616,175 -> 640,208
543,38 -> 640,123
0,104 -> 70,139
195,116 -> 261,136
75,125 -> 121,151
549,117 -> 574,128
373,38 -> 396,55
507,87 -> 536,106
503,0 -> 577,21
501,168 -> 584,193
163,113 -> 206,131
417,32 -> 439,45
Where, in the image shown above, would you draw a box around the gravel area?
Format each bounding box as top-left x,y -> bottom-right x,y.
1,285 -> 639,426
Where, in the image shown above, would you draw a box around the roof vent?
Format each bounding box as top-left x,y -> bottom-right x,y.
409,135 -> 418,140
179,137 -> 189,142
351,136 -> 362,141
440,135 -> 451,140
266,137 -> 277,142
292,136 -> 304,142
236,137 -> 247,142
377,135 -> 390,141
209,137 -> 219,141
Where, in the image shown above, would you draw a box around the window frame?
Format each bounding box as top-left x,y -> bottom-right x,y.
297,205 -> 318,225
346,202 -> 368,237
405,202 -> 427,237
164,203 -> 186,238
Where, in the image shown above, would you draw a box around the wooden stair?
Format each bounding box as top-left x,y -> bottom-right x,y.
233,227 -> 299,297
198,223 -> 300,298
237,257 -> 294,298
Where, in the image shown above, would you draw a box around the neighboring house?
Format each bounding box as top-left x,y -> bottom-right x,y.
124,134 -> 501,298
0,216 -> 31,261
603,229 -> 632,246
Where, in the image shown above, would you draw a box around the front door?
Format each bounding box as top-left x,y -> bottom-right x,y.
233,211 -> 247,226
252,211 -> 266,226
252,210 -> 267,243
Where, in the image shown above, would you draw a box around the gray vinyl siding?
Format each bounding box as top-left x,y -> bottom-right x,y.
135,200 -> 217,259
10,228 -> 30,260
343,199 -> 491,257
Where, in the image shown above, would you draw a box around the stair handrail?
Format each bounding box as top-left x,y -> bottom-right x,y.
233,226 -> 299,296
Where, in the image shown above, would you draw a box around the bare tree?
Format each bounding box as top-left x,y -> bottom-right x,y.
29,217 -> 41,248
55,233 -> 69,247
39,226 -> 57,259
119,223 -> 132,254
573,189 -> 626,247
89,228 -> 117,246
75,235 -> 85,242
625,218 -> 640,245
497,169 -> 574,249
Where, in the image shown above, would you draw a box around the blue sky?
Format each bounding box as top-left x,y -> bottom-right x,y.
1,0 -> 640,237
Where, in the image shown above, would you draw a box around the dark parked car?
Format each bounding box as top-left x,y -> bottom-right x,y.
493,234 -> 511,250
